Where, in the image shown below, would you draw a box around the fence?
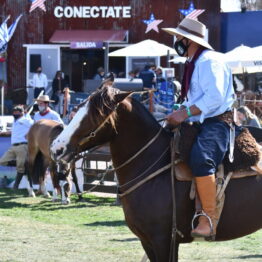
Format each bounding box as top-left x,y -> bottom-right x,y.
237,92 -> 262,118
80,145 -> 118,194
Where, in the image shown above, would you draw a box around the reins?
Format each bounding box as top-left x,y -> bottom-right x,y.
112,126 -> 163,172
118,142 -> 170,192
118,163 -> 172,198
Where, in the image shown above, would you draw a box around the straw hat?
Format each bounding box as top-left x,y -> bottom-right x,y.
162,18 -> 213,50
34,95 -> 54,103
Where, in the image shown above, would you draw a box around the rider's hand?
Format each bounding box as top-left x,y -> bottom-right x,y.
166,109 -> 188,126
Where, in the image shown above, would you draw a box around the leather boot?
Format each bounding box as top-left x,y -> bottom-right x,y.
13,173 -> 24,189
191,174 -> 217,239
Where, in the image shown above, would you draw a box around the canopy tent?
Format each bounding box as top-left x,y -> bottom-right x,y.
224,45 -> 262,74
109,39 -> 177,57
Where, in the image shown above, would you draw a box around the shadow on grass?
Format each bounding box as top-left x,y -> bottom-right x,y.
0,189 -> 118,211
29,195 -> 118,211
234,255 -> 262,259
0,189 -> 32,209
110,238 -> 139,242
84,220 -> 126,227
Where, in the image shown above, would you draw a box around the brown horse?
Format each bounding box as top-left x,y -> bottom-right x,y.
50,86 -> 262,262
27,119 -> 82,204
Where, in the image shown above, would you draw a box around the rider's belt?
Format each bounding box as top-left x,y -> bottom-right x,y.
215,110 -> 234,125
13,142 -> 28,146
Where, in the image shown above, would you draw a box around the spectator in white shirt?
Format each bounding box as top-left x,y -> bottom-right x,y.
0,105 -> 33,189
33,95 -> 63,124
31,67 -> 48,98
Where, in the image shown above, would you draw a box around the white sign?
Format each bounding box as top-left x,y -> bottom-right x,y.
54,6 -> 132,18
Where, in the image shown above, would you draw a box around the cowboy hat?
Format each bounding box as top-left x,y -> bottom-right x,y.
162,18 -> 213,50
34,95 -> 55,103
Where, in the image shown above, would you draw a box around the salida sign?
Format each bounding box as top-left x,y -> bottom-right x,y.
70,42 -> 103,49
54,6 -> 132,18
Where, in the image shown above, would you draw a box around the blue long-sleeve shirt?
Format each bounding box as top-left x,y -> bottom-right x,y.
182,50 -> 235,123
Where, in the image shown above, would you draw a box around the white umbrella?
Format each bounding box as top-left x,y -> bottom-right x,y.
224,45 -> 262,74
109,39 -> 177,57
246,45 -> 262,73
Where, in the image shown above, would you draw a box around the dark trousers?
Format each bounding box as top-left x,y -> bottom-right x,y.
189,118 -> 230,177
34,88 -> 45,98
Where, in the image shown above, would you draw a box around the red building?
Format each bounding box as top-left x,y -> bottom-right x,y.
0,0 -> 220,105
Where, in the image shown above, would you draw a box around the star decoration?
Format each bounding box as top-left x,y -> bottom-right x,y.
29,0 -> 47,13
143,14 -> 163,34
179,2 -> 205,20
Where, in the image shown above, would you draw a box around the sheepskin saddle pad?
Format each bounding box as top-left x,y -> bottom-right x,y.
175,123 -> 262,181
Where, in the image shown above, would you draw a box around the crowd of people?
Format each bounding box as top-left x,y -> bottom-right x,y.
0,93 -> 64,189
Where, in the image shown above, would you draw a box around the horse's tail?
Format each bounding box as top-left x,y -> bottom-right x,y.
32,152 -> 46,184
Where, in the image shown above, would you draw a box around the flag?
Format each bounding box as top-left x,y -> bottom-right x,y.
0,14 -> 23,54
8,14 -> 23,40
29,0 -> 46,13
179,3 -> 205,20
186,9 -> 205,19
0,16 -> 10,54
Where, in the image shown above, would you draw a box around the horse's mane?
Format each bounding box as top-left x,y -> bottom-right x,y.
52,124 -> 64,139
80,85 -> 161,131
87,85 -> 120,129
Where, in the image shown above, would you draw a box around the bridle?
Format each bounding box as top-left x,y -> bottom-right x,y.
78,104 -> 119,146
77,89 -> 156,148
75,91 -> 171,197
78,101 -> 165,173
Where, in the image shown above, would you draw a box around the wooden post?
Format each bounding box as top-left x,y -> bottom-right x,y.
149,90 -> 154,113
104,42 -> 109,75
1,85 -> 4,116
63,87 -> 70,118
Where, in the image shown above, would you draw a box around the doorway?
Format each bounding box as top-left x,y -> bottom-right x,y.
61,48 -> 104,92
61,47 -> 126,92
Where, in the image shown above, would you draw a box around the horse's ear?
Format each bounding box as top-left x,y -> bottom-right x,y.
114,91 -> 132,104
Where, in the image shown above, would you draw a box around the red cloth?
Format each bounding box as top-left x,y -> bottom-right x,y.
181,46 -> 206,100
39,108 -> 50,116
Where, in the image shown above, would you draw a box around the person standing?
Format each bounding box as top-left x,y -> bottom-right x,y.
52,71 -> 66,115
163,18 -> 235,238
138,64 -> 156,89
237,106 -> 261,128
0,105 -> 33,189
93,67 -> 105,80
34,95 -> 63,124
31,67 -> 48,98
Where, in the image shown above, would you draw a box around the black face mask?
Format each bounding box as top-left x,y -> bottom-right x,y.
13,114 -> 21,120
174,38 -> 189,57
37,70 -> 42,73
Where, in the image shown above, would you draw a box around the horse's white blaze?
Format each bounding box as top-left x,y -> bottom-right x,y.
51,103 -> 89,156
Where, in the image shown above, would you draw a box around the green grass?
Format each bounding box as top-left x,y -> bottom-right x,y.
0,189 -> 261,262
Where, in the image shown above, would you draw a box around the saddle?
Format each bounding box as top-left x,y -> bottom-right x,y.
175,122 -> 262,181
172,121 -> 262,240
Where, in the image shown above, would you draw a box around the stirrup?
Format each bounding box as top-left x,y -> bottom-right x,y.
191,211 -> 215,241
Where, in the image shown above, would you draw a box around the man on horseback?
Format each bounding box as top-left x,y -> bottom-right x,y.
163,18 -> 235,239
